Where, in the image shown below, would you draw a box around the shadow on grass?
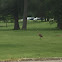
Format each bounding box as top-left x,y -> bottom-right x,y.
0,26 -> 7,27
0,27 -> 61,31
0,29 -> 13,31
27,28 -> 61,31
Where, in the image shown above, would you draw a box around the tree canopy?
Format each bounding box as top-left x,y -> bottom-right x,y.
0,0 -> 62,29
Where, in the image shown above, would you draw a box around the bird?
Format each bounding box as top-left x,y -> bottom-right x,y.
38,33 -> 43,39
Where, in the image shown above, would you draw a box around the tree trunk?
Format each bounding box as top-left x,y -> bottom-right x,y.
22,0 -> 28,30
14,14 -> 20,30
14,0 -> 20,30
57,22 -> 62,29
6,20 -> 7,27
45,17 -> 47,22
57,18 -> 62,29
47,17 -> 49,21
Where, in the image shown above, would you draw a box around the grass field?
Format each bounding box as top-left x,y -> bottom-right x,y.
0,21 -> 62,60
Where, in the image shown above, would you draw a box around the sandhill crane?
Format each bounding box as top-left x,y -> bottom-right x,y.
38,33 -> 43,39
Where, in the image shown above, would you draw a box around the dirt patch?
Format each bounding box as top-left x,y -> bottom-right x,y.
56,35 -> 62,37
0,58 -> 62,62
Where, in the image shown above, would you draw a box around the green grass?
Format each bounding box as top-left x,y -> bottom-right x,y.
0,21 -> 62,60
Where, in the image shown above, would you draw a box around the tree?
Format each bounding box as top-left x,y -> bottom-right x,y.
13,0 -> 20,30
49,0 -> 62,29
22,0 -> 28,30
0,0 -> 24,30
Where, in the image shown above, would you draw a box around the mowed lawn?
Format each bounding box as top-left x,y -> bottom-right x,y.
0,21 -> 62,60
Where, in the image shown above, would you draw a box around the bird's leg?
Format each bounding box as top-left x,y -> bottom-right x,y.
40,37 -> 41,39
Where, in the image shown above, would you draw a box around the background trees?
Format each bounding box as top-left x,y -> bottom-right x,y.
45,0 -> 62,29
0,0 -> 62,30
51,0 -> 62,29
30,0 -> 62,29
0,0 -> 24,30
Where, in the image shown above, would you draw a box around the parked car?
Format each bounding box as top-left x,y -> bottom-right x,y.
33,17 -> 41,20
27,17 -> 34,20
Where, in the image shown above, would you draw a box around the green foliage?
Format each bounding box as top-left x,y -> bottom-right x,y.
0,0 -> 62,29
0,0 -> 24,16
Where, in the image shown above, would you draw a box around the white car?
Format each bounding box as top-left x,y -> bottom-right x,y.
27,17 -> 34,20
33,17 -> 41,20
